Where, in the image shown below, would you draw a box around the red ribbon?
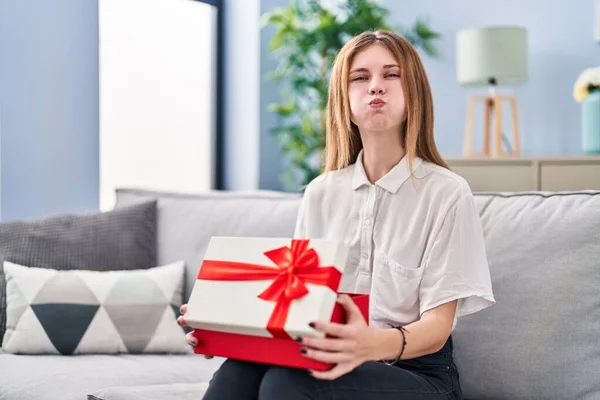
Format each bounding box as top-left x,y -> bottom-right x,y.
197,239 -> 341,339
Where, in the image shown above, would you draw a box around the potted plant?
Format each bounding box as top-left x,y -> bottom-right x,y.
261,0 -> 441,190
573,67 -> 600,154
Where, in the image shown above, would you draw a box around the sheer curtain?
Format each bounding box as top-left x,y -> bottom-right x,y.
98,0 -> 218,210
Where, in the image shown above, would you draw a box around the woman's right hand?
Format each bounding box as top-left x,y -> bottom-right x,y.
177,303 -> 214,359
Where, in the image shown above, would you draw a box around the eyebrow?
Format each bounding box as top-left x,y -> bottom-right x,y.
349,64 -> 400,74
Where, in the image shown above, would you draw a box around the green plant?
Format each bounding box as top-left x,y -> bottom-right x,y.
261,0 -> 441,190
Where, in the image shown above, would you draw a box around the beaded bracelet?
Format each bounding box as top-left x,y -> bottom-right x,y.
382,326 -> 407,366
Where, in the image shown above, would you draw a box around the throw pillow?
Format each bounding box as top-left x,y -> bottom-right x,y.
2,261 -> 191,355
0,200 -> 158,345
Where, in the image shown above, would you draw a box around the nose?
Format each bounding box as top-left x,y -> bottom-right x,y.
369,81 -> 385,95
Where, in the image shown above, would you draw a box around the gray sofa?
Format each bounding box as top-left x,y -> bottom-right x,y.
1,187 -> 599,400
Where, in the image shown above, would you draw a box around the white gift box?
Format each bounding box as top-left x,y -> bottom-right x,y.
185,237 -> 349,339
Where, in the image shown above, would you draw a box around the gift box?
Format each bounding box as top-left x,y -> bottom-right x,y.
184,237 -> 370,371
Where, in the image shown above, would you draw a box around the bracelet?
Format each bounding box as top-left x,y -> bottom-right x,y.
382,326 -> 407,365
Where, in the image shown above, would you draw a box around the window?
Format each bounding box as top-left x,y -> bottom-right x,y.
99,0 -> 223,210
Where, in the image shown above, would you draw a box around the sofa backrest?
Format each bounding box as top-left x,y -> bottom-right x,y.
115,188 -> 600,400
455,190 -> 600,400
114,188 -> 302,301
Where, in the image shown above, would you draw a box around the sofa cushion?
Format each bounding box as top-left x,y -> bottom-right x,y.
0,351 -> 223,400
2,261 -> 190,355
114,189 -> 301,301
452,191 -> 600,400
0,200 -> 158,345
88,382 -> 208,400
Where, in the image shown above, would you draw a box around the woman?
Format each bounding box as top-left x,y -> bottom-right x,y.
178,30 -> 495,399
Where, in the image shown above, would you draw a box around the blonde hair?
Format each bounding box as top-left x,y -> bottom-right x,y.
324,30 -> 448,173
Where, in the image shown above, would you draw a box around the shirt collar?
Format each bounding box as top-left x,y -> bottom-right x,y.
351,149 -> 423,194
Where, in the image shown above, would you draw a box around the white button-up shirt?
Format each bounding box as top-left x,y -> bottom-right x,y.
294,150 -> 495,329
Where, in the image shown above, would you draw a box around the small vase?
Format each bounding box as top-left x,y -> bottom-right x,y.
582,88 -> 600,154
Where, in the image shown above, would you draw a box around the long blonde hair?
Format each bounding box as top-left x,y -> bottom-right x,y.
324,30 -> 448,173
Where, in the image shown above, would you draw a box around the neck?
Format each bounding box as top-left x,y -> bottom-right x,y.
360,128 -> 405,184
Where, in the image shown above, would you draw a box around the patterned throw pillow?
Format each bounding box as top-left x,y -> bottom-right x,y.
0,200 -> 158,345
2,261 -> 192,355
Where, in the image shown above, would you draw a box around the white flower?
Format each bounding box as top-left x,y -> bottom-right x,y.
574,67 -> 600,103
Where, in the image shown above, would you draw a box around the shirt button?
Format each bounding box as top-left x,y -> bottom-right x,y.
365,220 -> 371,226
362,252 -> 369,259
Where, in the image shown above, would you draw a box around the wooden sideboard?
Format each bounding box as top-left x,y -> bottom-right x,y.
445,156 -> 600,192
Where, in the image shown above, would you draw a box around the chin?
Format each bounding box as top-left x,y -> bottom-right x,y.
365,116 -> 396,131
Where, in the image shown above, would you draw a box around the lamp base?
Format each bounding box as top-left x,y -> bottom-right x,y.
463,94 -> 521,157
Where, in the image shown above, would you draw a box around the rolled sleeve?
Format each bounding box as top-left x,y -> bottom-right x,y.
420,193 -> 495,317
293,200 -> 307,239
293,185 -> 311,239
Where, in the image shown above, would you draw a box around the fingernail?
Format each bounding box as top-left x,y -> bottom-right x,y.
308,322 -> 315,328
295,336 -> 302,343
300,348 -> 307,354
191,340 -> 198,346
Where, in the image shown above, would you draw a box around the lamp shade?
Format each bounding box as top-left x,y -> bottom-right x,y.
456,26 -> 527,86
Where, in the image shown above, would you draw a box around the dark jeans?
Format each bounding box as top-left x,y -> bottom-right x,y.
202,336 -> 462,400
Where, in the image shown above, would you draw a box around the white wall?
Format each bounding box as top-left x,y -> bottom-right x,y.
99,0 -> 217,210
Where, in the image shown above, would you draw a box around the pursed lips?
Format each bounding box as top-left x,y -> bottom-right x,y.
369,98 -> 385,107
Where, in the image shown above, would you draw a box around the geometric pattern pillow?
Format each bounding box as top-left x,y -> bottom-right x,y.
2,261 -> 192,355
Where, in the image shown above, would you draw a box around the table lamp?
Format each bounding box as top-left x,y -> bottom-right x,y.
456,26 -> 527,157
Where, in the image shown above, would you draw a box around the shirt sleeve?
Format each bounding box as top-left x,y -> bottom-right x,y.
293,188 -> 309,239
419,192 -> 495,317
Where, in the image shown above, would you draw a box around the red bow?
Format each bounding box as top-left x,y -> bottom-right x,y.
198,239 -> 342,339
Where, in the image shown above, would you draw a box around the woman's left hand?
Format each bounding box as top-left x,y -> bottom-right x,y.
298,294 -> 382,380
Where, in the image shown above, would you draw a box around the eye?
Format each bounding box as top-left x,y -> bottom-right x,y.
386,73 -> 400,78
351,75 -> 367,81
